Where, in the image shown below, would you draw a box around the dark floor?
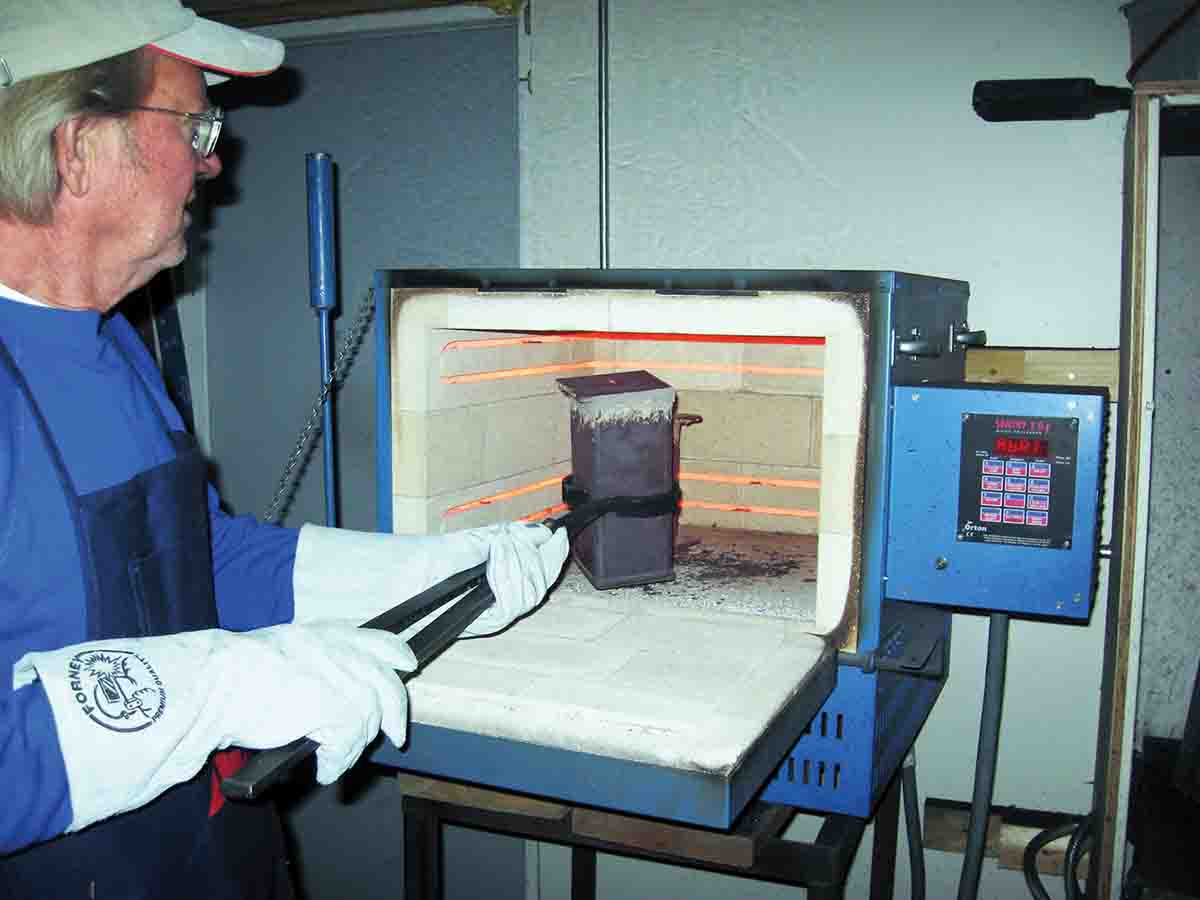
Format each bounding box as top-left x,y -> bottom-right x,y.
1125,738 -> 1200,900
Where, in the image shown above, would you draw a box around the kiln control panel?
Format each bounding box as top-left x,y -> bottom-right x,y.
960,412 -> 1079,547
885,384 -> 1106,619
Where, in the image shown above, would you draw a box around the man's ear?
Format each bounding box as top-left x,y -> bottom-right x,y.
54,116 -> 109,199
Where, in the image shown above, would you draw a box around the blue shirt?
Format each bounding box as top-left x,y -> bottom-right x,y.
0,296 -> 299,854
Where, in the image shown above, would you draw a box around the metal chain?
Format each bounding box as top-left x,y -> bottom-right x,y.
262,289 -> 376,524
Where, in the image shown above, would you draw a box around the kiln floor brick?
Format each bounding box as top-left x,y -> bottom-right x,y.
404,527 -> 828,776
633,526 -> 819,621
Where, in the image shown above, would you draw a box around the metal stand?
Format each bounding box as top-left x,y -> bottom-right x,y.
400,772 -> 900,899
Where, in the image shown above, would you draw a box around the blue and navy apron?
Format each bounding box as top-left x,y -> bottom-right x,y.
0,335 -> 293,900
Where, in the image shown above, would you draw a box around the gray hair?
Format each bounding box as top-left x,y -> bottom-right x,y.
0,49 -> 151,225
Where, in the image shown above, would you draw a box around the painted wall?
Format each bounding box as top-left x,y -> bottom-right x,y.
519,1 -> 1128,898
198,16 -> 522,900
184,1 -> 1142,897
206,17 -> 519,533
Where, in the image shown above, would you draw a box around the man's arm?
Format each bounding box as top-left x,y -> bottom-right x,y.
208,492 -> 298,631
0,684 -> 72,854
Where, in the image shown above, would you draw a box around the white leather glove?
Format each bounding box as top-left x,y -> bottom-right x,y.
12,622 -> 416,833
466,523 -> 569,636
292,522 -> 569,637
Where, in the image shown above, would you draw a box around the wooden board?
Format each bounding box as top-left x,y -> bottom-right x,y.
1134,80 -> 1200,96
996,823 -> 1088,878
571,807 -> 758,869
396,773 -> 568,820
1091,87 -> 1160,900
922,800 -> 1003,856
923,800 -> 1088,877
965,348 -> 1118,396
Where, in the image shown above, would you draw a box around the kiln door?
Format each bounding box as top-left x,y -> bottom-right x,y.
369,569 -> 837,829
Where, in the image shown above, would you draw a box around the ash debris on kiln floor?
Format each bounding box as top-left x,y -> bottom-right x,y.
675,526 -> 816,581
556,525 -> 819,623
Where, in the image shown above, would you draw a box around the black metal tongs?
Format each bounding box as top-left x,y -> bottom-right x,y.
219,560 -> 494,801
220,488 -> 679,801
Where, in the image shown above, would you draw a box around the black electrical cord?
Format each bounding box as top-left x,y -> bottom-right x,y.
1023,822 -> 1078,900
901,752 -> 926,900
1021,815 -> 1093,900
1063,815 -> 1093,900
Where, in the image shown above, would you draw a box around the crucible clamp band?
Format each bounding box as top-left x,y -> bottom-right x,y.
560,474 -> 681,525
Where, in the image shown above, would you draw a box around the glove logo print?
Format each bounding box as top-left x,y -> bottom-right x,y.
68,649 -> 165,733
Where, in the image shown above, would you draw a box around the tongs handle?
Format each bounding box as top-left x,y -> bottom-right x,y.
223,516 -> 594,801
220,567 -> 492,801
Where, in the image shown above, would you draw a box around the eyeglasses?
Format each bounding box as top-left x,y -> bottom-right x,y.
122,105 -> 224,158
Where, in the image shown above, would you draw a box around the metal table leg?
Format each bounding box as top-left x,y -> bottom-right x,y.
869,772 -> 901,900
398,776 -> 897,899
403,795 -> 443,900
571,846 -> 597,900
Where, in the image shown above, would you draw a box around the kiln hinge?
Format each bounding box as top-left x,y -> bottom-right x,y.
840,620 -> 946,677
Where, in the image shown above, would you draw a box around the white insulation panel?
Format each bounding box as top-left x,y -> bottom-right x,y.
404,551 -> 828,774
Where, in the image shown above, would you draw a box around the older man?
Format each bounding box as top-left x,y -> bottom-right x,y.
0,3 -> 567,897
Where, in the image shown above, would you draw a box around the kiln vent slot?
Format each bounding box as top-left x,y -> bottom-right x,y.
784,757 -> 844,792
777,700 -> 853,798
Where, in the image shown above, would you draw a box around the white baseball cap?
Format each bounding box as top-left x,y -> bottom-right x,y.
0,0 -> 285,89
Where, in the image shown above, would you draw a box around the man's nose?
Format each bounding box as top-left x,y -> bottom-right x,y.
196,151 -> 222,181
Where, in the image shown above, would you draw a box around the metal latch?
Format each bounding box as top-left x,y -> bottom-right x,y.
890,626 -> 943,674
896,327 -> 939,359
840,616 -> 947,677
950,321 -> 987,353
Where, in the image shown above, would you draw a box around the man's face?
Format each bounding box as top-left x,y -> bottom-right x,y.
101,53 -> 222,289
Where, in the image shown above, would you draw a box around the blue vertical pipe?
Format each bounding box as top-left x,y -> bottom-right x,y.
373,270 -> 393,535
306,152 -> 338,527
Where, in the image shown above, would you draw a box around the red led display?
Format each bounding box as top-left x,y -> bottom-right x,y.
993,436 -> 1049,458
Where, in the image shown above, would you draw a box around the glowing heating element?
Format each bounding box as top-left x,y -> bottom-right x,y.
443,360 -> 823,384
680,472 -> 820,490
442,477 -> 565,517
440,332 -> 825,384
389,286 -> 870,642
442,332 -> 826,349
444,473 -> 821,521
437,330 -> 825,524
683,502 -> 819,518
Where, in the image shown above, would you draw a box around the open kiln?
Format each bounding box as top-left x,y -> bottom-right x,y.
368,269 -> 973,826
